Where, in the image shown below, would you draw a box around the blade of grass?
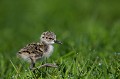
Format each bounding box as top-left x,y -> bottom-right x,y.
10,60 -> 18,74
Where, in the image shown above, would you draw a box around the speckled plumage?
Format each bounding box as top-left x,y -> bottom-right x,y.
18,42 -> 46,62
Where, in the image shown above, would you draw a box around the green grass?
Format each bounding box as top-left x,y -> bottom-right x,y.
0,0 -> 120,79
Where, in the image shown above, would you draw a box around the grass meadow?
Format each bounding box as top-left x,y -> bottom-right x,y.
0,0 -> 120,79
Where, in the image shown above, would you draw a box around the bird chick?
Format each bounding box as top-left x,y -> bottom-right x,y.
17,31 -> 62,70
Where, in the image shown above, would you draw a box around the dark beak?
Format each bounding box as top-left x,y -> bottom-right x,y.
54,40 -> 62,44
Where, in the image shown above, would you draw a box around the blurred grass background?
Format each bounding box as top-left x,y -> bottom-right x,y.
0,0 -> 120,78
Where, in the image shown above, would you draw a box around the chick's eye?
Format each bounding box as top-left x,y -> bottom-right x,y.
49,38 -> 52,40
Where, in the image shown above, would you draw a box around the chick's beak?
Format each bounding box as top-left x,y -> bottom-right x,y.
54,40 -> 62,44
